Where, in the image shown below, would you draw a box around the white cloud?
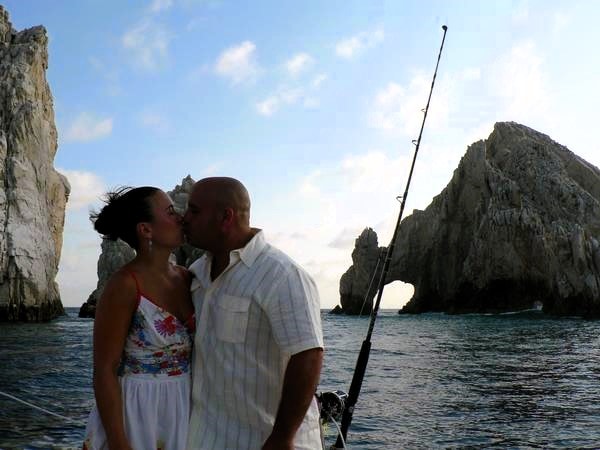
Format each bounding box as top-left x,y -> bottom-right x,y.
490,40 -> 549,119
255,70 -> 327,116
312,73 -> 327,88
328,227 -> 365,249
552,11 -> 570,33
57,209 -> 103,306
59,169 -> 106,210
512,3 -> 529,23
64,113 -> 113,142
255,87 -> 303,116
335,28 -> 384,59
256,96 -> 280,116
462,67 -> 481,81
341,150 -> 407,194
369,74 -> 450,135
122,20 -> 170,70
201,162 -> 223,176
285,52 -> 314,76
139,110 -> 170,133
214,41 -> 260,84
149,0 -> 173,13
299,169 -> 322,196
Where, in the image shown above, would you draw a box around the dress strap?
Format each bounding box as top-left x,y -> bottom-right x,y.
126,270 -> 142,306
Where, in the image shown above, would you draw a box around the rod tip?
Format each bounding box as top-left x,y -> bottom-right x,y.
442,25 -> 448,31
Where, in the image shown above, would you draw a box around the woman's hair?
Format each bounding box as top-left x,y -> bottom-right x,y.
90,186 -> 161,250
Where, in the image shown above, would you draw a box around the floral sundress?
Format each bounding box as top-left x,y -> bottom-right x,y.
83,272 -> 195,450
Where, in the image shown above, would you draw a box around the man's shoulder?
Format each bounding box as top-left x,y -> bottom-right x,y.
258,242 -> 312,280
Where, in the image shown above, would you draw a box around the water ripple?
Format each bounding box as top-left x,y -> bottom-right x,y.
2,309 -> 600,448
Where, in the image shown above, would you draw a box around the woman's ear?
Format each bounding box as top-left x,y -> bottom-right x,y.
137,222 -> 153,240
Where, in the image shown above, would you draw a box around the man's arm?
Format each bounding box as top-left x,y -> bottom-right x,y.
262,347 -> 324,450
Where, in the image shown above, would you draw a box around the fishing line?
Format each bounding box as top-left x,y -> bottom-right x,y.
327,415 -> 347,450
358,246 -> 385,317
333,25 -> 449,449
0,390 -> 86,426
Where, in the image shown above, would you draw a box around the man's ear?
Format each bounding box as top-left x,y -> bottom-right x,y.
221,208 -> 234,230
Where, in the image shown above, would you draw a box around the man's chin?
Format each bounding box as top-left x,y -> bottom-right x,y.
183,234 -> 198,248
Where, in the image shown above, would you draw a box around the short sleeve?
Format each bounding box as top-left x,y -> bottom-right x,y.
264,265 -> 324,356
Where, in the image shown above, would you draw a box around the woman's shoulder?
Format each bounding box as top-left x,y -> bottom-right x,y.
102,266 -> 139,300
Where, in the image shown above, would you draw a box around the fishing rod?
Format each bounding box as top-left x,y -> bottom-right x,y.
331,24 -> 448,449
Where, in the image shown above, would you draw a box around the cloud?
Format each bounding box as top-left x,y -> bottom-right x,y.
122,20 -> 170,70
512,3 -> 529,23
328,227 -> 365,249
64,113 -> 113,142
149,0 -> 173,13
201,162 -> 224,176
59,169 -> 106,210
461,67 -> 481,81
312,73 -> 327,88
256,72 -> 326,117
490,40 -> 548,119
138,110 -> 170,133
255,87 -> 303,116
285,52 -> 314,77
552,11 -> 570,33
299,169 -> 322,196
368,74 -> 450,135
214,41 -> 260,84
335,28 -> 384,59
340,150 -> 408,194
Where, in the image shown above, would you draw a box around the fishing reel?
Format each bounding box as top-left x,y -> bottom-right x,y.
316,390 -> 348,424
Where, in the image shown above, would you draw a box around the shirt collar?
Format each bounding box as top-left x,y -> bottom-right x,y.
232,228 -> 265,268
187,228 -> 266,285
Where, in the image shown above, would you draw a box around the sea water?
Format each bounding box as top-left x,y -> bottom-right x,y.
1,308 -> 600,449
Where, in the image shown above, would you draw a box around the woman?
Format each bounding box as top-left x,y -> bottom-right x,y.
83,186 -> 195,450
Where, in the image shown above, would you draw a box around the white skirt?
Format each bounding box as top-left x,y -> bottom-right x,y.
83,374 -> 190,450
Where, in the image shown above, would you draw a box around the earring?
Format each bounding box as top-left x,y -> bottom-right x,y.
149,239 -> 153,253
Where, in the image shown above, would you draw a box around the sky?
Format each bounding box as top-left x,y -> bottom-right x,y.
3,0 -> 600,309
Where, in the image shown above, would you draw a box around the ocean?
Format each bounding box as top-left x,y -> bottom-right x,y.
1,308 -> 600,449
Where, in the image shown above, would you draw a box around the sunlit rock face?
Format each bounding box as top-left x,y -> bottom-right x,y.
338,122 -> 600,317
338,228 -> 385,315
394,122 -> 600,316
79,176 -> 203,318
0,7 -> 70,321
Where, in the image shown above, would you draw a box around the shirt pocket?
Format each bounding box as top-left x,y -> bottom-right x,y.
214,294 -> 251,343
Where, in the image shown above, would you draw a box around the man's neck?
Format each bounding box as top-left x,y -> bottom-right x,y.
210,228 -> 258,281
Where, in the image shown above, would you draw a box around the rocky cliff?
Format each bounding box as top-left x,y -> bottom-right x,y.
0,7 -> 70,321
79,176 -> 202,318
339,122 -> 600,317
338,228 -> 385,315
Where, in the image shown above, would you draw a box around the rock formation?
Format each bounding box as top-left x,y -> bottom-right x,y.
79,176 -> 203,318
0,7 -> 70,321
338,122 -> 600,317
338,228 -> 385,315
78,239 -> 136,318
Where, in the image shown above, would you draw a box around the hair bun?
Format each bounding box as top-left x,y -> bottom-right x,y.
90,187 -> 133,240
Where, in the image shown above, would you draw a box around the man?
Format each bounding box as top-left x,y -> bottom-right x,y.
183,177 -> 324,450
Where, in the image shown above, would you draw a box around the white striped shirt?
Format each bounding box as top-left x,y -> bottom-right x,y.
186,230 -> 324,450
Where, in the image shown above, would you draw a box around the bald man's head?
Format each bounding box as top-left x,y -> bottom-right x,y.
183,177 -> 252,252
194,177 -> 250,225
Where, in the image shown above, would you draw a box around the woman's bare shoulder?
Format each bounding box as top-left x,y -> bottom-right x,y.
98,266 -> 139,309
